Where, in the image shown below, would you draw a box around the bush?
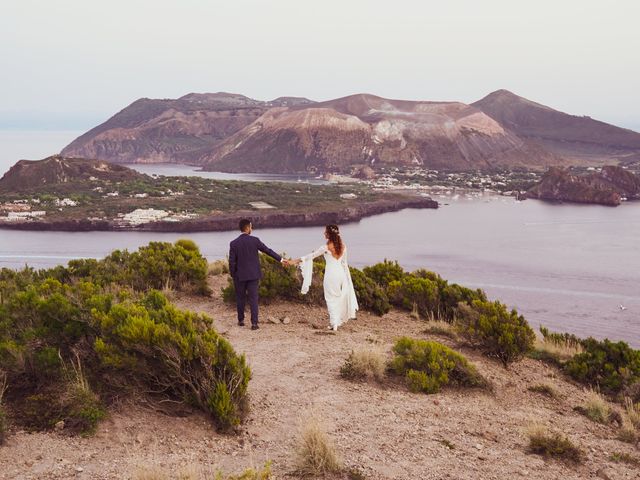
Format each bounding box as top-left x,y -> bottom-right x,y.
362,259 -> 405,286
361,262 -> 485,321
0,248 -> 250,434
580,389 -> 612,424
528,383 -> 559,399
348,268 -> 391,316
340,347 -> 386,382
63,240 -> 211,295
222,256 -> 391,316
456,300 -> 535,367
208,259 -> 229,276
565,338 -> 640,394
93,290 -> 250,430
526,424 -> 582,464
295,416 -> 341,476
388,275 -> 439,318
390,337 -> 487,394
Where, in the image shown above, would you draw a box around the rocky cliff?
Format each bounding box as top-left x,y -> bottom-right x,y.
526,166 -> 640,206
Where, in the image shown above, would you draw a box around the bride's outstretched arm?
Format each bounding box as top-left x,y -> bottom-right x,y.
297,245 -> 327,294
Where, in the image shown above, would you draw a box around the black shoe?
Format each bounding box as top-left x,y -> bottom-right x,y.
251,324 -> 259,330
238,322 -> 245,327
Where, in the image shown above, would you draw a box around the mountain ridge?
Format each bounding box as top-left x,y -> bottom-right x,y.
60,90 -> 640,173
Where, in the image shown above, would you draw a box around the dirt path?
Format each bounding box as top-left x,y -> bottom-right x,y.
0,275 -> 637,479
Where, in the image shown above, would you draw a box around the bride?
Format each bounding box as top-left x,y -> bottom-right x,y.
291,225 -> 358,331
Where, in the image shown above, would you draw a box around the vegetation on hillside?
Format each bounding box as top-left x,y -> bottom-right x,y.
0,241 -> 249,435
0,172 -> 393,222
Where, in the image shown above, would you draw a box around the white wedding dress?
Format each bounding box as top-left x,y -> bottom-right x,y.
299,245 -> 358,329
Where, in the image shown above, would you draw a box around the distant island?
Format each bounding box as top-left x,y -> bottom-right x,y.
60,89 -> 640,174
526,165 -> 640,206
0,156 -> 437,232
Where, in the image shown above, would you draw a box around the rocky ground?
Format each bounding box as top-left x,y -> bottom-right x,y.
1,274 -> 638,479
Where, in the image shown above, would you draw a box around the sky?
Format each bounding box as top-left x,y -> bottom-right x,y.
1,0 -> 639,131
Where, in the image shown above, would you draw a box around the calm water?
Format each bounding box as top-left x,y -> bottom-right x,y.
0,131 -> 639,346
126,163 -> 328,184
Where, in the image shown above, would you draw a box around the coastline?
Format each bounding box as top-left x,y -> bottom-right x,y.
0,197 -> 438,233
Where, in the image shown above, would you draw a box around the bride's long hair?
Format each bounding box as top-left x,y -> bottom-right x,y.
325,224 -> 344,257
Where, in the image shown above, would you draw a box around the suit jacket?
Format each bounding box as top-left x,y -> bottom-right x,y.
229,233 -> 282,282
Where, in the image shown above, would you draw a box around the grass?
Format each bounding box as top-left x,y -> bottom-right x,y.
208,259 -> 229,276
526,424 -> 583,464
617,422 -> 639,444
423,319 -> 458,339
0,371 -> 7,445
618,398 -> 640,444
133,463 -> 272,480
294,416 -> 342,477
529,337 -> 583,365
437,438 -> 456,450
340,347 -> 386,382
610,452 -> 640,466
528,383 -> 559,399
581,389 -> 611,424
623,396 -> 640,429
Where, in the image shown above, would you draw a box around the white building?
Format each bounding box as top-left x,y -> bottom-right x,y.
54,198 -> 78,207
121,208 -> 169,225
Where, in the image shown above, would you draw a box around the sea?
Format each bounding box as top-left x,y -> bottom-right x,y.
1,131 -> 638,347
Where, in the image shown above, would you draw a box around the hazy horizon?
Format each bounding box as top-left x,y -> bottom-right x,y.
1,0 -> 639,132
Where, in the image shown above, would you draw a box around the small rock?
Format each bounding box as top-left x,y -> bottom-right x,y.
54,420 -> 65,431
433,400 -> 440,406
596,468 -> 613,480
267,316 -> 279,324
75,467 -> 84,473
474,443 -> 483,450
519,471 -> 529,477
282,316 -> 291,324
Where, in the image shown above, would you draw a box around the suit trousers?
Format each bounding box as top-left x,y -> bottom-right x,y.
234,278 -> 260,325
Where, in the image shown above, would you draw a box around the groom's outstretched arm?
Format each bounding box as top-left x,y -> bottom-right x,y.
256,238 -> 282,263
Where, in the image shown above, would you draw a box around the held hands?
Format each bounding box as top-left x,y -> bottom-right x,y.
281,258 -> 301,267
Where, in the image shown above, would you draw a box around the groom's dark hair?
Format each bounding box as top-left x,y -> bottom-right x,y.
239,218 -> 252,232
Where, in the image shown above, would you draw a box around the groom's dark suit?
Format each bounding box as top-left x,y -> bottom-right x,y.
229,233 -> 282,327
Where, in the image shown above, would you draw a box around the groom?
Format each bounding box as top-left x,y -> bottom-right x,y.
229,219 -> 288,330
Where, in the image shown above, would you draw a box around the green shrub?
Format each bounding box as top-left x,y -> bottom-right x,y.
360,262 -> 485,321
0,249 -> 250,434
362,259 -> 405,286
388,275 -> 439,318
64,240 -> 211,295
348,268 -> 391,316
456,300 -> 535,367
223,256 -> 391,316
390,337 -> 487,394
92,290 -> 250,431
565,338 -> 640,394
